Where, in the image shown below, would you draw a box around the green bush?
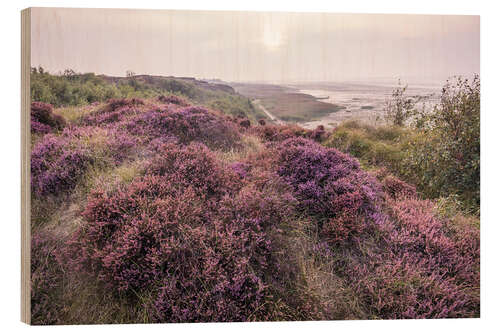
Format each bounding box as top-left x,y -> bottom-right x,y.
324,75 -> 480,214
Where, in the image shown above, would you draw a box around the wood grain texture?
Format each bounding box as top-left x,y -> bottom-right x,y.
21,7 -> 31,325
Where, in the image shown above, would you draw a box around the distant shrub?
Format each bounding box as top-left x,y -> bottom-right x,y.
105,98 -> 144,112
31,102 -> 66,134
252,124 -> 310,142
384,82 -> 419,126
382,175 -> 417,199
30,68 -> 122,107
239,118 -> 251,129
308,125 -> 327,142
158,94 -> 189,106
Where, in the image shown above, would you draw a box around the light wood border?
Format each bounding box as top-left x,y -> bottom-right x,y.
21,7 -> 31,325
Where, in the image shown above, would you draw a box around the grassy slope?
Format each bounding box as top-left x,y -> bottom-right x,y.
30,69 -> 268,122
29,76 -> 479,324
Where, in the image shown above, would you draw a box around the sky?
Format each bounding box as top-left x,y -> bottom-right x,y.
31,8 -> 480,84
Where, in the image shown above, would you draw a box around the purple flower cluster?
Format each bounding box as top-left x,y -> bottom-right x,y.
31,126 -> 137,196
127,106 -> 241,149
158,94 -> 189,106
31,133 -> 92,196
275,137 -> 383,243
251,124 -> 310,142
339,198 -> 479,318
382,175 -> 417,199
31,102 -> 66,134
63,143 -> 299,322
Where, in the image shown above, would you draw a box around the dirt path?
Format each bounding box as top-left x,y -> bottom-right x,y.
252,99 -> 284,125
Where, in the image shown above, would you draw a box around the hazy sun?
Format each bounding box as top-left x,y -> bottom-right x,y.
262,24 -> 284,51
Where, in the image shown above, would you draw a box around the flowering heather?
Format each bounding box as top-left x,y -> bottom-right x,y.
239,118 -> 251,129
127,105 -> 241,149
252,124 -> 310,142
382,175 -> 417,199
31,126 -> 137,196
157,94 -> 189,106
275,137 -> 383,243
106,98 -> 144,111
31,102 -> 66,133
31,133 -> 93,196
29,92 -> 479,323
338,198 -> 479,318
81,105 -> 139,126
31,119 -> 53,134
308,125 -> 327,142
230,161 -> 250,179
63,143 -> 303,322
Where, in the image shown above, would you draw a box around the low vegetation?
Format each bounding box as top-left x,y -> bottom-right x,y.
325,75 -> 480,214
30,73 -> 480,324
30,67 -> 266,122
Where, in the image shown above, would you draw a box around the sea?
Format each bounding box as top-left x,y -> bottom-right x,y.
289,81 -> 442,129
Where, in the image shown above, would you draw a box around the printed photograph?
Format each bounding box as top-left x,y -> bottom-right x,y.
28,8 -> 480,324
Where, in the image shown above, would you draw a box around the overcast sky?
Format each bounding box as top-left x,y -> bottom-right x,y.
31,8 -> 479,84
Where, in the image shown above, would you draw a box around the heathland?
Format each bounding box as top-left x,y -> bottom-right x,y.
30,68 -> 479,324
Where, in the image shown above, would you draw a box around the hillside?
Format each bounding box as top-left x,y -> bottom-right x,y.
30,68 -> 268,122
30,75 -> 479,323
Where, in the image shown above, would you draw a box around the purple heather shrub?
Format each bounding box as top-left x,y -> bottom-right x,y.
63,142 -> 300,322
31,118 -> 53,134
239,118 -> 251,129
337,198 -> 479,319
252,124 -> 310,142
31,133 -> 92,196
146,143 -> 242,197
31,126 -> 137,196
308,125 -> 327,142
230,161 -> 250,179
127,105 -> 241,149
105,98 -> 144,111
157,94 -> 189,106
382,175 -> 417,199
388,199 -> 479,288
275,137 -> 382,243
31,101 -> 66,133
82,104 -> 142,126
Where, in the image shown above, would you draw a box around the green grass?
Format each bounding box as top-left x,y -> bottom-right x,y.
324,120 -> 406,170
